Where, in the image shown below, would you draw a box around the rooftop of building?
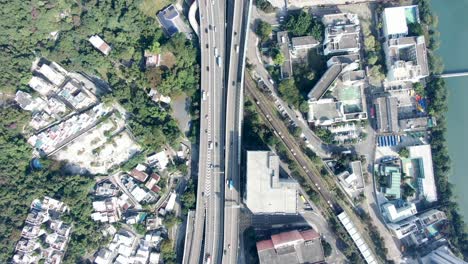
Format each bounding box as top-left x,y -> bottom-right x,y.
245,151 -> 298,214
407,144 -> 437,202
291,36 -> 319,48
382,202 -> 417,223
277,31 -> 293,79
382,5 -> 420,37
157,5 -> 181,36
256,229 -> 324,264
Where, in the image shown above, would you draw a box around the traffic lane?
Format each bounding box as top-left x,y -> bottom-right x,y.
245,77 -> 338,210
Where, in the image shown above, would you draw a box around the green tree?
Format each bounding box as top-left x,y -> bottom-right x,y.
150,40 -> 161,54
163,213 -> 182,228
255,20 -> 272,42
255,0 -> 276,13
278,79 -> 302,107
398,148 -> 410,158
161,239 -> 176,263
321,239 -> 333,258
413,82 -> 426,96
367,53 -> 379,65
286,11 -> 312,36
273,52 -> 285,65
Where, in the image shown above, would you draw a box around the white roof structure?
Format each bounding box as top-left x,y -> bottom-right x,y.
28,76 -> 55,96
131,186 -> 148,202
149,252 -> 160,264
37,64 -> 67,86
408,144 -> 438,202
337,212 -> 377,264
147,150 -> 170,171
382,202 -> 417,223
89,35 -> 112,55
245,151 -> 298,214
383,7 -> 408,37
165,192 -> 177,212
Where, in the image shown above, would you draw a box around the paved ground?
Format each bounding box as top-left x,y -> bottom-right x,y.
171,94 -> 191,136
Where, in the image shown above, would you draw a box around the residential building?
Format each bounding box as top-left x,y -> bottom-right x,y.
322,13 -> 360,55
91,197 -> 122,223
291,36 -> 320,51
382,202 -> 417,223
95,180 -> 120,197
145,173 -> 162,193
307,56 -> 367,126
144,50 -> 161,67
89,35 -> 112,55
337,212 -> 377,264
277,31 -> 293,79
157,5 -> 182,36
12,197 -> 71,264
129,164 -> 149,182
382,5 -> 420,39
384,36 -> 429,83
147,150 -> 170,171
245,151 -> 298,214
256,229 -> 324,264
373,96 -> 399,133
401,144 -> 438,203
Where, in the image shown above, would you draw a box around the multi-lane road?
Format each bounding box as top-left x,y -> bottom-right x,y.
223,0 -> 251,262
186,0 -> 226,262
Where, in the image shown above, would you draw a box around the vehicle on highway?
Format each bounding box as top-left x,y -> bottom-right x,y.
268,78 -> 275,85
227,179 -> 233,190
216,56 -> 222,67
205,28 -> 208,33
205,254 -> 211,264
208,141 -> 213,149
209,25 -> 212,30
300,194 -> 306,202
214,47 -> 218,56
235,44 -> 239,53
202,90 -> 207,100
214,26 -> 217,32
206,66 -> 209,71
206,44 -> 208,49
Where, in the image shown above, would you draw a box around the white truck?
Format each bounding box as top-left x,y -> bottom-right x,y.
216,56 -> 222,67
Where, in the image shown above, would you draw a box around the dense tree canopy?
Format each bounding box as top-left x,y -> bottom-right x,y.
285,11 -> 324,40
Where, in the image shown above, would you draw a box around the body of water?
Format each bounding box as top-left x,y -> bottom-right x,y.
431,0 -> 468,219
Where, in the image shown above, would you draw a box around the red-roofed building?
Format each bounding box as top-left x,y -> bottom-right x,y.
256,229 -> 325,264
271,230 -> 303,249
256,239 -> 274,252
300,229 -> 320,241
150,173 -> 161,182
130,169 -> 148,182
151,185 -> 161,193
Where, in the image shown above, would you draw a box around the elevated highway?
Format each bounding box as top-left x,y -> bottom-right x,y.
185,0 -> 226,262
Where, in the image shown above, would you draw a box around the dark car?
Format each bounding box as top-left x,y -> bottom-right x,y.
205,28 -> 208,33
206,66 -> 209,71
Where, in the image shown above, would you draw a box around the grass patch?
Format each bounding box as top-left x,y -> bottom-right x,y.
139,0 -> 171,17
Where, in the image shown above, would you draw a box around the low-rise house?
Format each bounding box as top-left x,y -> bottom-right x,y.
145,173 -> 162,193
95,180 -> 120,197
291,36 -> 320,51
129,164 -> 149,182
144,50 -> 161,67
12,197 -> 71,264
157,5 -> 182,36
322,13 -> 361,55
277,31 -> 293,79
373,96 -> 399,133
91,197 -> 122,223
147,150 -> 171,171
89,35 -> 112,55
